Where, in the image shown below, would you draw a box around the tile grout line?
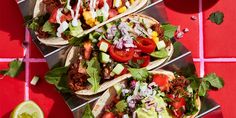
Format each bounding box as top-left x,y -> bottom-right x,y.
24,29 -> 30,101
199,0 -> 204,77
0,58 -> 46,62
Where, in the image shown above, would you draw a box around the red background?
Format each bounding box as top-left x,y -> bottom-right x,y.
0,0 -> 235,117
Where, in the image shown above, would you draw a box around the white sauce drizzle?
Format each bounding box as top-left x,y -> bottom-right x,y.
102,0 -> 109,19
90,0 -> 97,18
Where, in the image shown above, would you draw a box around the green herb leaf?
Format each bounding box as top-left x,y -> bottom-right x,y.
69,36 -> 86,46
115,100 -> 127,112
86,57 -> 101,92
187,76 -> 201,91
42,21 -> 55,33
0,59 -> 24,78
150,48 -> 168,59
45,66 -> 70,92
82,104 -> 94,118
128,68 -> 149,81
208,11 -> 224,25
198,81 -> 209,96
203,73 -> 224,89
28,20 -> 39,30
161,24 -> 177,39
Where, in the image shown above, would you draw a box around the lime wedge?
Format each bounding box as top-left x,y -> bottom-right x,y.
10,100 -> 44,118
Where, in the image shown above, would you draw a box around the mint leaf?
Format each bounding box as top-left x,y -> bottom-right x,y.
115,100 -> 127,112
208,11 -> 224,25
150,48 -> 168,59
161,24 -> 177,39
86,57 -> 101,92
42,21 -> 55,33
82,104 -> 94,118
203,73 -> 224,89
45,66 -> 70,92
0,59 -> 24,78
128,68 -> 149,81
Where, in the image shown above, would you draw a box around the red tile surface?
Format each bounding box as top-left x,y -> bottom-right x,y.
0,62 -> 25,118
164,0 -> 200,58
29,35 -> 44,58
205,62 -> 236,118
0,0 -> 235,117
194,62 -> 200,76
203,0 -> 236,58
29,63 -> 73,118
0,0 -> 24,58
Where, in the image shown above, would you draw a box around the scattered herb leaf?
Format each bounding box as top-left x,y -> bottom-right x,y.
161,23 -> 177,40
208,11 -> 224,25
128,68 -> 149,81
82,104 -> 94,118
0,59 -> 24,79
86,57 -> 101,92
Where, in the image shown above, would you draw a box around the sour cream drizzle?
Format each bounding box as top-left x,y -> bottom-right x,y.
90,0 -> 97,18
102,0 -> 109,19
56,8 -> 69,37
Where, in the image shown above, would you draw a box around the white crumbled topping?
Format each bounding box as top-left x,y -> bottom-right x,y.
183,28 -> 189,33
176,31 -> 184,39
123,114 -> 129,118
191,15 -> 197,20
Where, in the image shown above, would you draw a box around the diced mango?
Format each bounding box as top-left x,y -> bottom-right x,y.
130,0 -> 135,4
153,37 -> 159,45
118,6 -> 127,13
151,31 -> 159,37
83,11 -> 96,27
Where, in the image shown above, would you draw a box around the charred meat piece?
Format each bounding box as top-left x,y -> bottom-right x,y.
169,76 -> 190,97
67,60 -> 88,91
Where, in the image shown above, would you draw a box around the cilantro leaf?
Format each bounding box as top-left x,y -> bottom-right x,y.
161,24 -> 177,39
86,57 -> 101,92
150,48 -> 168,59
128,68 -> 149,81
45,66 -> 70,92
82,104 -> 94,118
115,100 -> 127,112
0,60 -> 24,78
187,76 -> 201,91
203,73 -> 224,89
208,11 -> 224,25
42,21 -> 55,33
198,81 -> 209,96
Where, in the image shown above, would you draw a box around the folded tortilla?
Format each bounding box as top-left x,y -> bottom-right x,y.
33,0 -> 148,46
64,14 -> 174,96
92,70 -> 201,118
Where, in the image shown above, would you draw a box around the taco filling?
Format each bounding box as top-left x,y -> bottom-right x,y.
66,15 -> 174,93
28,0 -> 146,42
93,70 -> 202,118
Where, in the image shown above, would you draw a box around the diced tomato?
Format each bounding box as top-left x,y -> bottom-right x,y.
172,97 -> 186,110
84,41 -> 92,60
97,39 -> 111,48
102,112 -> 115,118
109,46 -> 134,62
49,8 -> 73,23
49,8 -> 58,23
152,74 -> 170,91
132,53 -> 150,67
173,109 -> 184,118
97,0 -> 104,8
108,9 -> 119,18
134,37 -> 156,53
107,0 -> 113,8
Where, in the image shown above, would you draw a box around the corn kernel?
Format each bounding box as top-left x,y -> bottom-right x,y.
118,6 -> 127,13
83,11 -> 96,27
153,37 -> 159,45
152,31 -> 159,37
130,0 -> 135,4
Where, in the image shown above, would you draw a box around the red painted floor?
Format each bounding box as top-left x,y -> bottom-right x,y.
0,0 -> 235,117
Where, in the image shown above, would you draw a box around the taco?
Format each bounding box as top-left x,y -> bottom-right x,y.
92,70 -> 201,118
65,14 -> 174,96
28,0 -> 147,46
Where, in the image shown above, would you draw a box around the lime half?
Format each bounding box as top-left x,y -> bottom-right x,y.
10,100 -> 44,118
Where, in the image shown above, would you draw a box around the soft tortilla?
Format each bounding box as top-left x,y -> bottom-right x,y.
33,0 -> 148,46
64,14 -> 174,96
92,70 -> 201,118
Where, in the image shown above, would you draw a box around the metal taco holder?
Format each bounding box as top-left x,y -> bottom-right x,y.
17,0 -> 222,117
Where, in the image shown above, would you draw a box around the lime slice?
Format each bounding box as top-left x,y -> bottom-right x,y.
10,100 -> 44,118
